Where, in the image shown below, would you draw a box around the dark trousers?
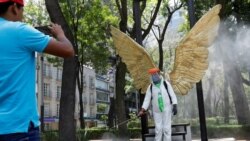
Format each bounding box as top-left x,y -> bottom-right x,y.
0,123 -> 40,141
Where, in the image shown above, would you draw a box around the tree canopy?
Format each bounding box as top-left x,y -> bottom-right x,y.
60,0 -> 118,74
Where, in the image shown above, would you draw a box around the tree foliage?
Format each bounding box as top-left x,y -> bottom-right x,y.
60,0 -> 118,74
58,0 -> 118,130
23,0 -> 50,26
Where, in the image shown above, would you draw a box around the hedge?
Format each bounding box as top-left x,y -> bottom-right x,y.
42,125 -> 250,141
191,124 -> 250,140
42,128 -> 141,141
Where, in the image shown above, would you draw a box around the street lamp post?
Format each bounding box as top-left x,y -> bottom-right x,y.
40,54 -> 45,132
187,0 -> 208,140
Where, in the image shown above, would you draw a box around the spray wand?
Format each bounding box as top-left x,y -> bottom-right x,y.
109,111 -> 149,129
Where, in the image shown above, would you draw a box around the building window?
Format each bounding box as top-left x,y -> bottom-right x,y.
43,64 -> 51,77
44,103 -> 50,117
43,83 -> 50,97
56,104 -> 60,117
83,107 -> 87,117
56,86 -> 61,99
96,79 -> 108,90
89,95 -> 95,105
89,76 -> 95,89
96,91 -> 109,102
83,75 -> 87,87
110,87 -> 114,93
56,68 -> 62,80
90,107 -> 94,117
83,96 -> 87,105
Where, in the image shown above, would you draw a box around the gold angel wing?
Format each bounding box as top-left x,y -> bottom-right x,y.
110,26 -> 156,93
169,4 -> 221,95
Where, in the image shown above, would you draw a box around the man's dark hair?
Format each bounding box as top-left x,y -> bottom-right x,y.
0,2 -> 23,15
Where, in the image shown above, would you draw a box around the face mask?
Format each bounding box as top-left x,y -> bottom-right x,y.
151,73 -> 161,84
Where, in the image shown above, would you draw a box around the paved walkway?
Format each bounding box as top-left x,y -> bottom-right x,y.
90,138 -> 249,141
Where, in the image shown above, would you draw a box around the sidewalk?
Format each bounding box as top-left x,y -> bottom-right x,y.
90,138 -> 250,141
192,138 -> 236,141
193,138 -> 249,141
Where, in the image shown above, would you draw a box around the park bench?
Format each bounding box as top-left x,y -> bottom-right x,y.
143,123 -> 191,141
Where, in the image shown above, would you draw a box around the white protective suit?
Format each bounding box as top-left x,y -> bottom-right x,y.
142,79 -> 177,141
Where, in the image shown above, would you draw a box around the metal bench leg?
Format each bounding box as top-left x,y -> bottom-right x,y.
183,135 -> 186,141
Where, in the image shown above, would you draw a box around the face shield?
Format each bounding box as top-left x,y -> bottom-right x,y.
151,73 -> 161,84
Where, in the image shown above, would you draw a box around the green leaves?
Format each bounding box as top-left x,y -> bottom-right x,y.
23,1 -> 50,26
60,0 -> 118,74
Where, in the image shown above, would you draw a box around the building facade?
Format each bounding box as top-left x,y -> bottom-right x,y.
36,54 -> 62,130
36,55 -> 114,130
75,66 -> 97,128
95,75 -> 111,126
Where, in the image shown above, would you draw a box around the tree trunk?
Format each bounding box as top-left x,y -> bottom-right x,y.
108,97 -> 115,128
115,62 -> 129,139
158,41 -> 164,70
218,23 -> 250,125
217,0 -> 250,125
225,61 -> 250,124
223,74 -> 229,124
45,1 -> 77,141
77,65 -> 85,129
205,77 -> 213,117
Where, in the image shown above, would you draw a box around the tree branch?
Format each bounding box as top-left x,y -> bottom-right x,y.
119,0 -> 128,32
140,0 -> 147,17
160,2 -> 183,42
115,0 -> 122,20
242,74 -> 250,86
142,0 -> 162,40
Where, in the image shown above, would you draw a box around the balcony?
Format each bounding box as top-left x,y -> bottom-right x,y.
44,94 -> 51,100
96,99 -> 110,104
96,87 -> 109,93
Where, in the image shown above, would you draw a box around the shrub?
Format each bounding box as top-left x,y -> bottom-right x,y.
127,120 -> 140,128
42,131 -> 58,141
128,128 -> 141,138
191,124 -> 250,140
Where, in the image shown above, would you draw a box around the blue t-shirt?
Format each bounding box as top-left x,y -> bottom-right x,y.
0,17 -> 51,134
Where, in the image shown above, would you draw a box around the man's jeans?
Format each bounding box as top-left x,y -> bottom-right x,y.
0,123 -> 40,141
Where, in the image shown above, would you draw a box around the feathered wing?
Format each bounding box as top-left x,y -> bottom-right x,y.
110,26 -> 156,93
169,4 -> 221,95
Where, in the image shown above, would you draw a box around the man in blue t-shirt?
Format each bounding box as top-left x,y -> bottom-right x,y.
0,0 -> 74,140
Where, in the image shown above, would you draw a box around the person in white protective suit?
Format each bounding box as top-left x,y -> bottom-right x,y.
138,68 -> 178,141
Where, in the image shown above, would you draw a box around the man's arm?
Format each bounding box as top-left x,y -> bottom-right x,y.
141,84 -> 152,110
44,23 -> 74,58
138,85 -> 152,117
165,80 -> 178,115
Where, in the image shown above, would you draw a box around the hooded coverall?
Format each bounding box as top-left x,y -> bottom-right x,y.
142,79 -> 177,141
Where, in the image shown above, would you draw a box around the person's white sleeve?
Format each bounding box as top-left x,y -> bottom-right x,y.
142,85 -> 152,110
165,81 -> 178,105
